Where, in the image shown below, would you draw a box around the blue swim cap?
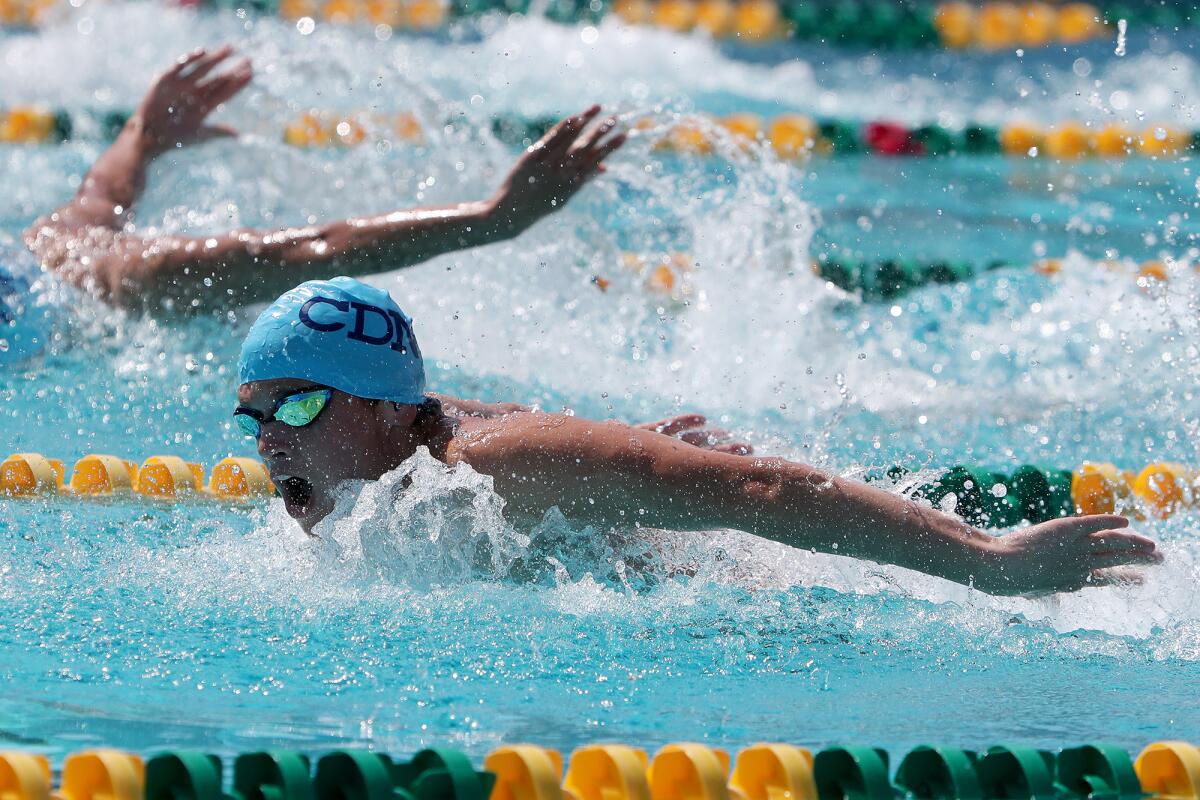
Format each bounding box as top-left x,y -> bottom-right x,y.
238,276 -> 426,404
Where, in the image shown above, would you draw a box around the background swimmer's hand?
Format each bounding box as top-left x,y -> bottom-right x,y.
976,514 -> 1162,596
487,105 -> 626,235
133,45 -> 252,156
636,414 -> 754,455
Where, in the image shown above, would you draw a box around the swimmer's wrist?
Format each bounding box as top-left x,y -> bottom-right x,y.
962,535 -> 1017,594
476,196 -> 524,239
120,115 -> 161,159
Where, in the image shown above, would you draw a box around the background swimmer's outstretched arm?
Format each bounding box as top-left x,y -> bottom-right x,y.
24,46 -> 625,309
454,414 -> 1163,596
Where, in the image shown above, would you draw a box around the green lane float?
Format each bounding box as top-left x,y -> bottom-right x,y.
0,452 -> 275,502
7,105 -> 1200,165
233,753 -> 315,800
810,254 -> 1182,301
598,251 -> 1184,306
1055,745 -> 1141,800
893,747 -> 982,800
145,752 -> 225,800
975,746 -> 1057,800
812,747 -> 893,800
1,743 -> 1200,800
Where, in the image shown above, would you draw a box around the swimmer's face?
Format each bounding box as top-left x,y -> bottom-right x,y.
237,378 -> 415,533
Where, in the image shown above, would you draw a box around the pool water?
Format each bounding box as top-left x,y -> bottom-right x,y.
2,3 -> 1200,761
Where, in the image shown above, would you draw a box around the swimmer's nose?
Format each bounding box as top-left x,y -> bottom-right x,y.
256,422 -> 290,456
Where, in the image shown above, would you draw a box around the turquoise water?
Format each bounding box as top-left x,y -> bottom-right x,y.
3,4 -> 1200,761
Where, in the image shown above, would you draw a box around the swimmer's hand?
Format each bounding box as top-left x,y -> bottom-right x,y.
977,514 -> 1162,596
132,45 -> 252,156
487,105 -> 626,235
636,414 -> 754,455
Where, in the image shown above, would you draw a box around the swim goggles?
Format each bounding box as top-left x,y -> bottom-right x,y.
233,387 -> 333,440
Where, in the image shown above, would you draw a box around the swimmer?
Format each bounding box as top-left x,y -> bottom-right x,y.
24,45 -> 625,310
235,276 -> 1163,597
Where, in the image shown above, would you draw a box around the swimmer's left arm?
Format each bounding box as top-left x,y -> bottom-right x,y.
464,416 -> 1160,596
132,105 -> 626,304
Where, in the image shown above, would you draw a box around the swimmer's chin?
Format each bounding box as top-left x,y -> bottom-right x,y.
282,490 -> 336,536
284,480 -> 367,537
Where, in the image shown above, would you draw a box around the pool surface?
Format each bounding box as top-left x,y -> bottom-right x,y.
2,4 -> 1200,760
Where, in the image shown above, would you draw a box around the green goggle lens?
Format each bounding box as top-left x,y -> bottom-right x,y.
275,393 -> 329,426
234,389 -> 332,439
235,413 -> 261,439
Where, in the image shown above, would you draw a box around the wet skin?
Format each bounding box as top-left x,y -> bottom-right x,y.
238,379 -> 1162,597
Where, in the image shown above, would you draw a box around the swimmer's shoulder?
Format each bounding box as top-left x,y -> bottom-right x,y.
445,411 -> 651,476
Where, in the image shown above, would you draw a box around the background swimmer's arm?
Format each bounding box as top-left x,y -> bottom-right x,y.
462,415 -> 1160,596
27,47 -> 251,236
127,104 -> 625,304
26,45 -> 624,307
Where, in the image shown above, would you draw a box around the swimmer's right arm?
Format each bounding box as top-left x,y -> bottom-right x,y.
462,415 -> 1162,596
26,46 -> 625,308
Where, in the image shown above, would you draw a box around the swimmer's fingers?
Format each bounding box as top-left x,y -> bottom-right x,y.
1087,567 -> 1148,588
572,116 -> 619,155
537,105 -> 601,162
637,414 -> 707,435
1086,527 -> 1159,556
677,428 -> 753,454
579,131 -> 627,174
175,45 -> 236,85
197,59 -> 253,109
1086,534 -> 1164,568
679,427 -> 731,447
165,47 -> 211,79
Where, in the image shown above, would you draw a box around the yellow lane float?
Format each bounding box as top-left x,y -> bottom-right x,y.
1132,463 -> 1195,519
59,750 -> 145,800
648,744 -> 731,800
1,453 -> 274,502
565,746 -> 652,800
1072,462 -> 1138,517
1136,742 -> 1200,799
70,454 -> 138,496
0,753 -> 51,800
0,453 -> 64,497
729,745 -> 817,800
487,747 -> 566,800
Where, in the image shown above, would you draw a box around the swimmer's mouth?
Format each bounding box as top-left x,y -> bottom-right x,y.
273,474 -> 314,511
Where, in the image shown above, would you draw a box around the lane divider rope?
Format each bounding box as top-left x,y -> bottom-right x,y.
4,106 -> 1196,162
0,0 -> 1136,50
0,453 -> 274,501
0,741 -> 1196,800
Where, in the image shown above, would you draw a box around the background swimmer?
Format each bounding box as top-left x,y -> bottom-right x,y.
237,277 -> 1163,597
24,45 -> 625,311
